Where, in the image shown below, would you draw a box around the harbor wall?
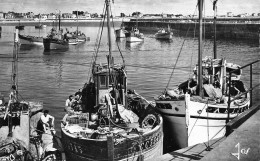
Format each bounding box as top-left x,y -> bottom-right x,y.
123,21 -> 260,41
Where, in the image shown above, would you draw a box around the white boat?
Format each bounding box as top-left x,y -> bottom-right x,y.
125,28 -> 144,42
60,1 -> 163,161
154,0 -> 250,152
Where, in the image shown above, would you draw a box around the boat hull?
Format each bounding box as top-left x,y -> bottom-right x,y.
126,36 -> 144,42
19,34 -> 43,45
61,116 -> 163,161
43,38 -> 69,50
155,96 -> 250,152
155,32 -> 173,40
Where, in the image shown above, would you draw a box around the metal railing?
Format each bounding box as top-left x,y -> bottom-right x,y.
226,59 -> 260,123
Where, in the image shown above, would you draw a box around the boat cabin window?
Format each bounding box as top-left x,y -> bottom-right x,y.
100,75 -> 106,88
226,67 -> 241,75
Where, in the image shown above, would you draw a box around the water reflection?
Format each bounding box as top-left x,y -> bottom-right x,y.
19,44 -> 43,51
156,39 -> 173,44
42,53 -> 64,88
125,41 -> 144,50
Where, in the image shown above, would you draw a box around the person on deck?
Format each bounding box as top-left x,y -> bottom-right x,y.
40,110 -> 55,133
65,95 -> 74,112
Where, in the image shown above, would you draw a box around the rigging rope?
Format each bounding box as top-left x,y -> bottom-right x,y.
86,2 -> 106,81
165,3 -> 199,90
110,3 -> 126,67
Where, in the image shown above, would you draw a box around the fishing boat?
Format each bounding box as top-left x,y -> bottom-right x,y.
155,26 -> 173,40
0,29 -> 59,161
43,16 -> 69,50
154,0 -> 250,152
125,16 -> 144,42
125,28 -> 144,42
65,31 -> 88,45
65,11 -> 89,45
18,34 -> 43,45
60,1 -> 163,160
35,24 -> 47,29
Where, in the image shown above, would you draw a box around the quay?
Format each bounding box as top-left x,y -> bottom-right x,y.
124,19 -> 260,42
150,102 -> 260,161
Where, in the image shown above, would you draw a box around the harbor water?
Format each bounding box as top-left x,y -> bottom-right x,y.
0,24 -> 259,136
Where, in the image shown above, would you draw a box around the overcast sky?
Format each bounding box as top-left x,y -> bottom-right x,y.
0,0 -> 259,16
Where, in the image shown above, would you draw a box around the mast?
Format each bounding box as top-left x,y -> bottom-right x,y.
213,0 -> 218,59
198,0 -> 203,97
8,29 -> 19,137
77,10 -> 79,36
58,10 -> 61,31
106,0 -> 112,64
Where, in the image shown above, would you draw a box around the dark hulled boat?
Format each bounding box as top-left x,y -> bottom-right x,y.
19,34 -> 43,45
61,1 -> 163,160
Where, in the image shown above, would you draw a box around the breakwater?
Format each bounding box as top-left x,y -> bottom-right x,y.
123,20 -> 260,42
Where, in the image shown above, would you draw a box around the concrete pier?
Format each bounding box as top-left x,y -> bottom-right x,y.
201,103 -> 260,161
124,21 -> 260,42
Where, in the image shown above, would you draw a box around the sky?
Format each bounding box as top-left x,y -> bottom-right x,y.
0,0 -> 259,16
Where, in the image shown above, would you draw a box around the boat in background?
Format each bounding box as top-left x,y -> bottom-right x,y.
43,14 -> 69,50
18,34 -> 43,45
61,1 -> 163,161
155,26 -> 173,40
65,11 -> 89,45
65,30 -> 89,45
125,27 -> 144,42
154,0 -> 250,152
35,24 -> 47,29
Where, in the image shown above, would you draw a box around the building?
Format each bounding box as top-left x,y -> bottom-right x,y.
0,12 -> 4,19
227,12 -> 233,17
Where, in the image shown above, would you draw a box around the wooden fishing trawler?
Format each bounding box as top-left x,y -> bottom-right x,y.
0,29 -> 59,161
61,1 -> 163,160
154,0 -> 250,152
43,28 -> 69,50
43,13 -> 69,50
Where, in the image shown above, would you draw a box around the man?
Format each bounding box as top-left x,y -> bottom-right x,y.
65,95 -> 73,112
40,110 -> 55,133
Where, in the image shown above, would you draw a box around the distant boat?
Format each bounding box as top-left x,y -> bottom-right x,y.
65,11 -> 89,45
18,34 -> 43,45
43,36 -> 69,50
35,24 -> 47,29
125,28 -> 144,42
65,31 -> 89,45
43,14 -> 69,50
155,28 -> 173,40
